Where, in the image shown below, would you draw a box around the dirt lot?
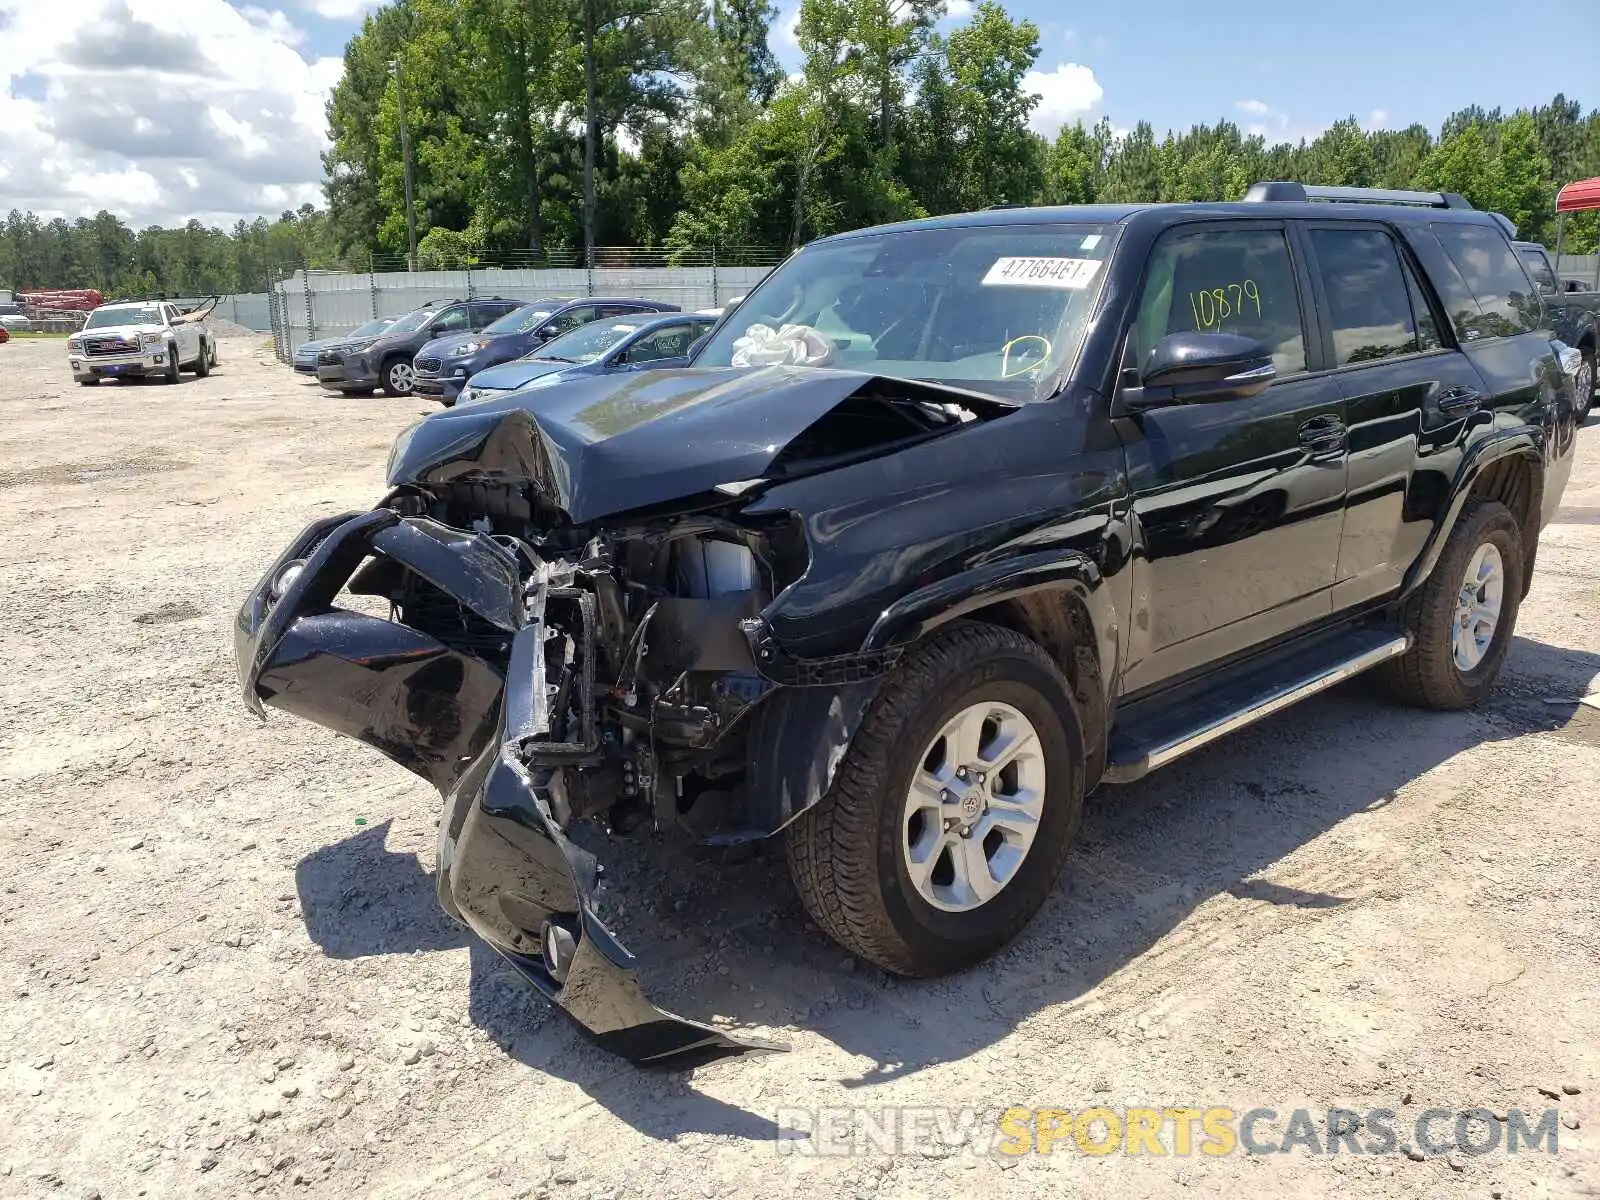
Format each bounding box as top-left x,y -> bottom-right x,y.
1,334 -> 1598,1200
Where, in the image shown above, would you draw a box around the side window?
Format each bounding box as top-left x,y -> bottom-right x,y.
1429,223 -> 1542,340
1400,258 -> 1443,353
1132,227 -> 1307,376
430,306 -> 471,334
470,301 -> 516,328
1517,248 -> 1557,292
595,304 -> 638,319
621,324 -> 692,364
1307,228 -> 1418,365
546,305 -> 595,335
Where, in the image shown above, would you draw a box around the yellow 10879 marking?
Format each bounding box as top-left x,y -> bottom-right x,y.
1189,280 -> 1262,331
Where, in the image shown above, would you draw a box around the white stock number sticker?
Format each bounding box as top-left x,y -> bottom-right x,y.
981,257 -> 1103,289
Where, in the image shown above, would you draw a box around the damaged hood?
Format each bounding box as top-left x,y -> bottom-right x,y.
386,365 -> 1015,524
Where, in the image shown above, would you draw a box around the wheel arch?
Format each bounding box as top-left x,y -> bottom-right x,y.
858,550 -> 1114,789
1405,436 -> 1543,602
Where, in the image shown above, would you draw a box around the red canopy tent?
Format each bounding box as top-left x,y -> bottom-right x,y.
1553,177 -> 1600,291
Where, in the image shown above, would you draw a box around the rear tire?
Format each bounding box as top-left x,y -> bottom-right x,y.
1376,499 -> 1524,710
785,623 -> 1085,977
1575,345 -> 1595,424
194,339 -> 211,377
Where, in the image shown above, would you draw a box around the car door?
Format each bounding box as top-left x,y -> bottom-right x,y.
1299,222 -> 1491,610
164,304 -> 195,363
1117,220 -> 1349,694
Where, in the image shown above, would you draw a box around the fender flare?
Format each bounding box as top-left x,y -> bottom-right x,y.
1401,430 -> 1543,598
860,549 -> 1104,652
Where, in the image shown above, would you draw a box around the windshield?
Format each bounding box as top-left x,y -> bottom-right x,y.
85,305 -> 162,329
349,318 -> 394,339
693,223 -> 1117,399
384,308 -> 436,335
527,318 -> 648,363
486,302 -> 560,334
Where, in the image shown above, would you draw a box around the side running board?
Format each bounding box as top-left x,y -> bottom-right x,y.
1103,628 -> 1412,784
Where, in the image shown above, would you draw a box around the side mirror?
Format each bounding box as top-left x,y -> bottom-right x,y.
686,334 -> 709,360
1118,332 -> 1277,414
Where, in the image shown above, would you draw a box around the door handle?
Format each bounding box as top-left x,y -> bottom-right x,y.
1298,415 -> 1347,459
1434,384 -> 1482,413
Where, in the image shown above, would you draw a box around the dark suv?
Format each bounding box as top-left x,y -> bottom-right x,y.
238,183 -> 1579,1066
316,298 -> 522,396
413,297 -> 680,405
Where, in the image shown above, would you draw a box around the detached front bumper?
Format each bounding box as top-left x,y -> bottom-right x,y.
235,509 -> 781,1067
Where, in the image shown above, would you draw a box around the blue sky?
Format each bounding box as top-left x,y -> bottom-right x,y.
3,0 -> 1595,228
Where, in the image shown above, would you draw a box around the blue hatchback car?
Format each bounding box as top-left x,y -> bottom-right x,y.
413,297 -> 679,405
454,311 -> 719,406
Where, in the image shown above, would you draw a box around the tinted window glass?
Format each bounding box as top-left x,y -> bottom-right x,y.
545,305 -> 595,336
620,323 -> 693,363
532,318 -> 647,363
1431,223 -> 1542,339
1133,227 -> 1307,375
1308,228 -> 1418,365
1401,258 -> 1443,352
429,306 -> 470,334
1517,247 -> 1557,291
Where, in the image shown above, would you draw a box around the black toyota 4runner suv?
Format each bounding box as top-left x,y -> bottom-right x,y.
238,183 -> 1580,1065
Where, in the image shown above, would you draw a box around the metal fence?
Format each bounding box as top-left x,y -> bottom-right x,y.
264,247 -> 787,362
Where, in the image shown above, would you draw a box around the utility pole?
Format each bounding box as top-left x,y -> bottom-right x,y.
391,58 -> 418,269
582,0 -> 597,270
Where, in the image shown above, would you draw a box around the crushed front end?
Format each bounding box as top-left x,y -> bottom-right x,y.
234,499 -> 819,1064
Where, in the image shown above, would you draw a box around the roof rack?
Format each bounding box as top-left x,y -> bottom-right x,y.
1243,181 -> 1475,210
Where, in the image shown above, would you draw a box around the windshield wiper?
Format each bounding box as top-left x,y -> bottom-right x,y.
533,354 -> 574,364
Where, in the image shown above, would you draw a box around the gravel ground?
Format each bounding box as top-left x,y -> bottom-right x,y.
1,334 -> 1598,1200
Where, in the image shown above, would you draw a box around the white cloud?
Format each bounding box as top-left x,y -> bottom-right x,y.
1021,62 -> 1104,137
1367,108 -> 1389,131
292,0 -> 377,17
938,0 -> 973,21
0,0 -> 343,226
1235,99 -> 1271,117
241,6 -> 307,47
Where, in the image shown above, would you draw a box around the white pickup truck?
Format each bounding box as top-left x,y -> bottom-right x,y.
66,300 -> 217,385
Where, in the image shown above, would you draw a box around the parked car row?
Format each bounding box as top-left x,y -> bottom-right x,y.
302,295 -> 721,405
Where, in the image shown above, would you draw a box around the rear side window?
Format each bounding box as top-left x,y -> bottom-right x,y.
1430,223 -> 1542,340
1308,228 -> 1418,365
1133,227 -> 1308,375
1516,247 -> 1557,291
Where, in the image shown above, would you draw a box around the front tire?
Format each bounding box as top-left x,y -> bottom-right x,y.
380,357 -> 415,397
785,623 -> 1085,977
1377,499 -> 1524,710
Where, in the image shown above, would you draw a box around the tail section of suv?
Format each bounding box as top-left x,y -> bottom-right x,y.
239,182 -> 1577,1064
316,298 -> 522,396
